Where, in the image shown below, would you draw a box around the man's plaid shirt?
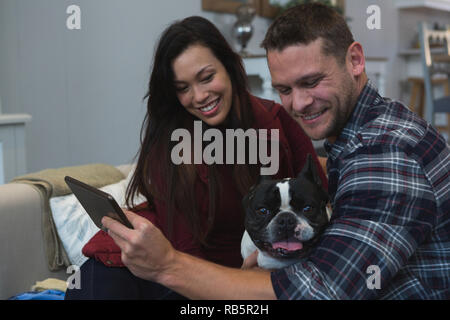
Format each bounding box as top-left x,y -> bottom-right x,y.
271,81 -> 450,299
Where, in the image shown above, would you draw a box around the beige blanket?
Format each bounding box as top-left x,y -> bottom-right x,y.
12,163 -> 125,271
31,278 -> 68,293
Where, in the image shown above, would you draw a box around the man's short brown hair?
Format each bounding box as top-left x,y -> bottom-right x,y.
261,3 -> 354,64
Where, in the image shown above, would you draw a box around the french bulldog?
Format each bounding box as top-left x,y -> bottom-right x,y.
241,154 -> 331,269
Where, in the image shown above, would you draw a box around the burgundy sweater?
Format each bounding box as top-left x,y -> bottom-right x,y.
82,95 -> 328,268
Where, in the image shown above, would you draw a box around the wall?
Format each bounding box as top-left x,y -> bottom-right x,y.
0,0 -> 271,174
345,0 -> 400,100
3,0 -> 446,174
346,0 -> 450,101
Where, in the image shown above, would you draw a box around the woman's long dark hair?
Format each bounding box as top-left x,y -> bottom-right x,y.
125,16 -> 258,244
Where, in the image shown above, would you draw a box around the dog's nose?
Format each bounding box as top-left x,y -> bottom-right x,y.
276,212 -> 296,229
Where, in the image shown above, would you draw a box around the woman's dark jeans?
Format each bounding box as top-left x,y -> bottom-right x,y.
65,258 -> 186,300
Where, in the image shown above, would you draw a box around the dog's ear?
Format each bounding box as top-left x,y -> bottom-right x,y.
243,174 -> 272,208
242,188 -> 255,208
298,154 -> 322,187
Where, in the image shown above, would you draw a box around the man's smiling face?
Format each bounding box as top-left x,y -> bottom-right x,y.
267,39 -> 357,143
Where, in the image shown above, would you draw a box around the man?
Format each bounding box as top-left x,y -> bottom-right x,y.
260,3 -> 450,299
103,4 -> 450,299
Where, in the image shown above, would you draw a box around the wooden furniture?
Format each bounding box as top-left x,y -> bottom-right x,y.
408,77 -> 449,119
418,22 -> 450,139
201,0 -> 345,18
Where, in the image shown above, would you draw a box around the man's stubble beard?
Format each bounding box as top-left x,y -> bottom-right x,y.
319,73 -> 358,142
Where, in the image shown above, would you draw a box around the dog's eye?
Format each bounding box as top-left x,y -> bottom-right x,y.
303,205 -> 313,213
257,208 -> 269,215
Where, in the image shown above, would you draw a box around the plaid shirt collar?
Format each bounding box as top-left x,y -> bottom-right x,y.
324,80 -> 382,161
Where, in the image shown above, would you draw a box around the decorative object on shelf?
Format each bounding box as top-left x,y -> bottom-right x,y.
200,0 -> 277,18
269,0 -> 345,16
202,0 -> 345,18
202,0 -> 255,15
233,3 -> 256,57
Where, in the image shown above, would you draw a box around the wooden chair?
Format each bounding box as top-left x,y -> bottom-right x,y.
408,77 -> 449,119
418,22 -> 450,140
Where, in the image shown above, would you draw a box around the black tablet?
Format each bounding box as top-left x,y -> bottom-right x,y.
64,176 -> 133,230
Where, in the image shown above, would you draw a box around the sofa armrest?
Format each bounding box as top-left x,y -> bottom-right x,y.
0,163 -> 134,299
0,183 -> 67,299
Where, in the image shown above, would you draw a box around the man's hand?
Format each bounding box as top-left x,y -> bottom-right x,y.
101,210 -> 175,282
103,210 -> 277,299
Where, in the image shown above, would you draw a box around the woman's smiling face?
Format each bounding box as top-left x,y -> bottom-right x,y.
172,44 -> 233,127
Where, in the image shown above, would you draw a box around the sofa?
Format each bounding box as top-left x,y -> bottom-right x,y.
0,163 -> 133,299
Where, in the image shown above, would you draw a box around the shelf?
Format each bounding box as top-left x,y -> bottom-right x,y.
396,0 -> 450,12
398,47 -> 447,56
0,114 -> 32,125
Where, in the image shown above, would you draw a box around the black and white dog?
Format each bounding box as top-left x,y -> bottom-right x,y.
241,154 -> 331,269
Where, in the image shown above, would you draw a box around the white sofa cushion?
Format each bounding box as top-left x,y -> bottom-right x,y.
49,166 -> 146,267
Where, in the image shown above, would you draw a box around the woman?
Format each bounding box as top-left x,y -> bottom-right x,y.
65,16 -> 327,300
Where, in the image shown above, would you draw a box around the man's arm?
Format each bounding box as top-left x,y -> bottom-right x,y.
271,148 -> 440,299
102,212 -> 277,300
161,250 -> 276,300
103,145 -> 440,299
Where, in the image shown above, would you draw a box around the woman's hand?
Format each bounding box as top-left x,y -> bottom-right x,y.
101,210 -> 175,282
241,250 -> 260,270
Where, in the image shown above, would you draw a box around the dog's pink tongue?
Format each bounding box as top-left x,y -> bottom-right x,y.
272,241 -> 303,251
